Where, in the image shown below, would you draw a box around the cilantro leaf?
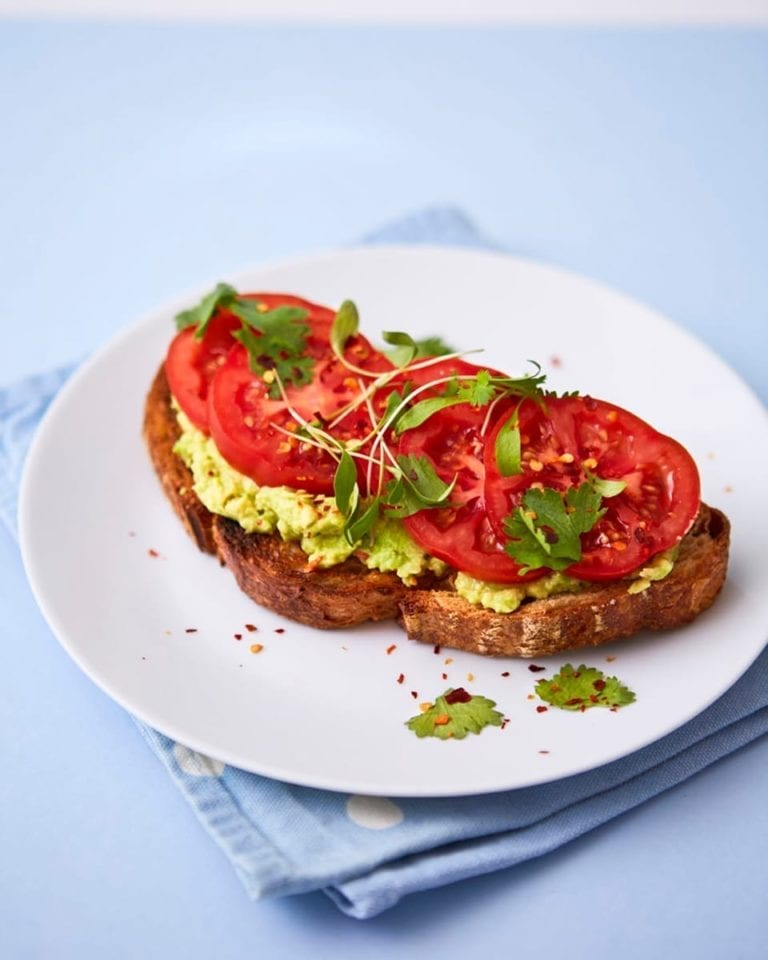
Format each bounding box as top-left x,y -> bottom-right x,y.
406,688 -> 504,739
491,365 -> 547,400
503,481 -> 605,573
174,282 -> 237,336
535,663 -> 636,711
457,368 -> 495,407
230,301 -> 313,396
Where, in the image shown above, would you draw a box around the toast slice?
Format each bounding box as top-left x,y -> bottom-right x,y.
398,505 -> 728,657
144,365 -> 730,655
143,366 -> 432,627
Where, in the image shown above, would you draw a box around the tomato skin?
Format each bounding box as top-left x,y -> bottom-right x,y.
207,330 -> 393,495
483,396 -> 701,582
165,312 -> 241,432
397,401 -> 541,584
165,292 -> 337,433
343,356 -> 501,496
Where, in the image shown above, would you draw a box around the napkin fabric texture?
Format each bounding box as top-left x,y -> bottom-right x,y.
3,207 -> 767,919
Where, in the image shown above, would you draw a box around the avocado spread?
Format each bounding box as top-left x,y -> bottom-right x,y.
173,406 -> 677,608
453,570 -> 584,614
173,409 -> 447,584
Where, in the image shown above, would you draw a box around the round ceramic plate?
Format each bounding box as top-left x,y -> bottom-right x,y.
19,246 -> 768,796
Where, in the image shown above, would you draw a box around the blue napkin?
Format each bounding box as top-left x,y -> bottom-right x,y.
2,208 -> 767,919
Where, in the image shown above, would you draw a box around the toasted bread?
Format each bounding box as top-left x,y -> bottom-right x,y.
144,365 -> 730,656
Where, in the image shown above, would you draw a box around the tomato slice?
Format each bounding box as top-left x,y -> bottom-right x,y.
396,401 -> 540,583
338,356 -> 498,497
165,292 -> 336,433
207,329 -> 393,494
483,396 -> 701,581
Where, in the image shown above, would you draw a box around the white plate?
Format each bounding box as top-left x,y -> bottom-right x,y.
19,246 -> 768,797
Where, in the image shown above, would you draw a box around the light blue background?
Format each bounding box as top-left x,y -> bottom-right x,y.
2,22 -> 767,959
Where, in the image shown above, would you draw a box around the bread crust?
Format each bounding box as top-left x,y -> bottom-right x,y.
144,364 -> 730,654
143,366 -> 218,554
398,506 -> 729,657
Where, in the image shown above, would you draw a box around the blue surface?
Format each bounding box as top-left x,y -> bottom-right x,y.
2,21 -> 767,959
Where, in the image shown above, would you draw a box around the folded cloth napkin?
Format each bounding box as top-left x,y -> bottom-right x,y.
2,208 -> 767,919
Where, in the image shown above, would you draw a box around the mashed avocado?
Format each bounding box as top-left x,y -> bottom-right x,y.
172,405 -> 676,606
625,548 -> 678,594
173,409 -> 447,583
454,570 -> 585,613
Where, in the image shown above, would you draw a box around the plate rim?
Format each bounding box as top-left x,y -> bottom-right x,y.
18,243 -> 767,797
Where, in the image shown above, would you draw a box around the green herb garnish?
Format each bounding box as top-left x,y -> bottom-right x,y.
175,282 -> 238,336
330,300 -> 359,357
333,451 -> 457,545
493,405 -> 522,477
406,688 -> 505,739
503,473 -> 625,574
396,366 -> 546,435
535,664 -> 636,710
174,284 -> 313,397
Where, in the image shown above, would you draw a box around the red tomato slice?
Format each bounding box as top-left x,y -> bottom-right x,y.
165,292 -> 336,433
207,331 -> 393,494
338,356 -> 495,497
165,311 -> 241,432
396,401 -> 540,583
483,395 -> 701,581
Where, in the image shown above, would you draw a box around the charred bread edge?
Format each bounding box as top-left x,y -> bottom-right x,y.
144,364 -> 730,652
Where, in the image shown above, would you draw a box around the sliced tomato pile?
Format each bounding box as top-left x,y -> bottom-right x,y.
165,293 -> 336,434
483,396 -> 701,581
396,398 -> 540,584
167,292 -> 701,583
166,292 -> 394,495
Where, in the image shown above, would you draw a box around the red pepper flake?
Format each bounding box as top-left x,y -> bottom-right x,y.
441,672 -> 448,680
564,697 -> 584,706
185,628 -> 198,634
234,633 -> 242,640
275,628 -> 285,634
605,655 -> 617,663
148,548 -> 160,558
445,687 -> 472,705
593,678 -> 607,691
528,664 -> 546,673
245,624 -> 258,632
386,644 -> 397,655
500,718 -> 510,730
410,690 -> 419,699
433,644 -> 441,655
396,673 -> 405,684
501,671 -> 510,677
536,705 -> 548,713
